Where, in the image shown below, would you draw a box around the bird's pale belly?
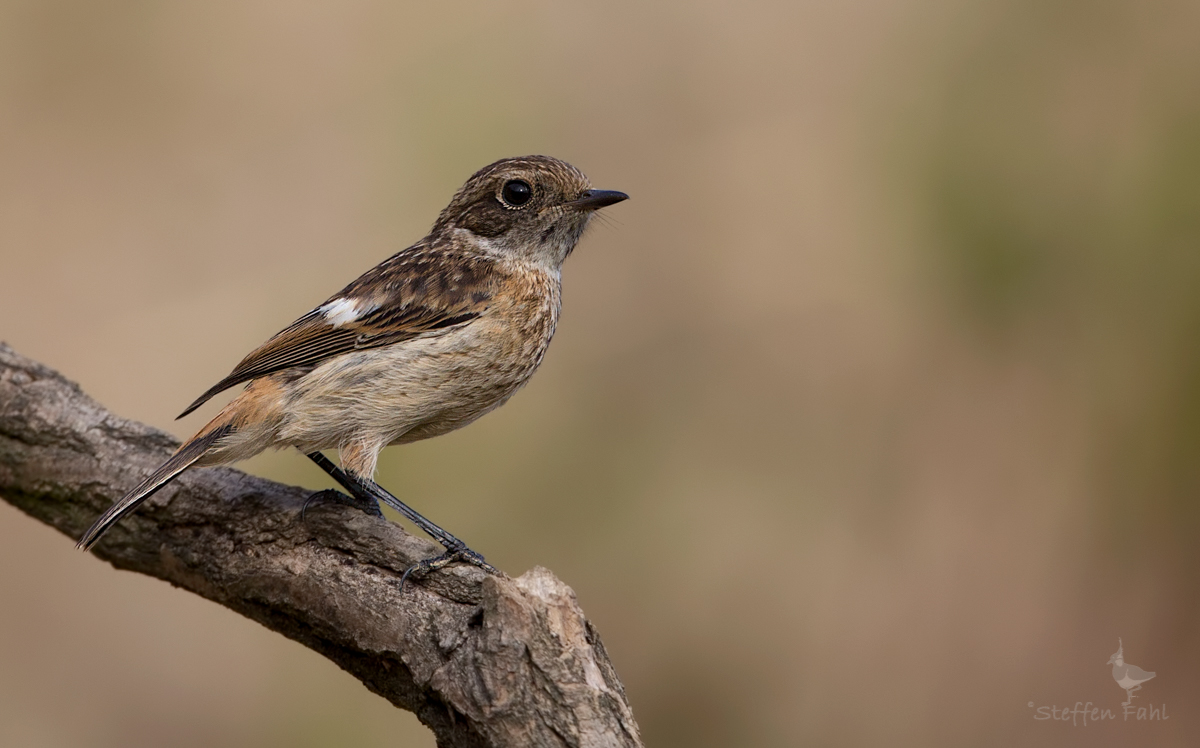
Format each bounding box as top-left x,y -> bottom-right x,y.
277,318 -> 552,457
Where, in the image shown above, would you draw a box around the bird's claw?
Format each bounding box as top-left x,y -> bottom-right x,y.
399,546 -> 499,593
301,488 -> 384,522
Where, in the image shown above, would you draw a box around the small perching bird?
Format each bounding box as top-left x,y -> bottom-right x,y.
77,155 -> 627,581
1107,638 -> 1156,706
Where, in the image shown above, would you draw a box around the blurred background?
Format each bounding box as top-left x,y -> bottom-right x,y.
2,0 -> 1198,745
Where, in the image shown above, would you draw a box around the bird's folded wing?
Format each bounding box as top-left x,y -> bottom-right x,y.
178,247 -> 497,418
1125,665 -> 1155,680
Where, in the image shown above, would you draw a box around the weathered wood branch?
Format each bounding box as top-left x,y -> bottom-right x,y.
0,343 -> 641,748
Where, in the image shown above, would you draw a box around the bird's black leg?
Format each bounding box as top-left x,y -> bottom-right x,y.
306,452 -> 466,547
305,452 -> 498,586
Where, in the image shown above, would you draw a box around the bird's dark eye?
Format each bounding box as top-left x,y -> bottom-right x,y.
501,179 -> 533,207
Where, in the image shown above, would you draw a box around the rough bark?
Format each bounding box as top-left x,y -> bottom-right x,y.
0,343 -> 642,748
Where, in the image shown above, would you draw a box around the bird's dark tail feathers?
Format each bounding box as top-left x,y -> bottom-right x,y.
76,424 -> 234,551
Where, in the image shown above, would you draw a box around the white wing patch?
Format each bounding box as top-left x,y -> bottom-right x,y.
319,298 -> 377,328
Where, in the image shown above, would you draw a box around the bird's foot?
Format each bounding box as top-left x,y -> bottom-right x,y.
399,544 -> 499,593
301,488 -> 384,522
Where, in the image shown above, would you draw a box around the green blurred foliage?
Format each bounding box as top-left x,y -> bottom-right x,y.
924,1 -> 1200,568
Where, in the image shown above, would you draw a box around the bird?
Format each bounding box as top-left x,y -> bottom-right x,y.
1107,638 -> 1156,706
77,155 -> 628,581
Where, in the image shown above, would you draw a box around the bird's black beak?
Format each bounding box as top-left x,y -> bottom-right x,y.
567,189 -> 629,211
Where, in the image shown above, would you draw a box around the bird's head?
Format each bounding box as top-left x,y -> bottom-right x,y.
433,155 -> 628,268
1108,638 -> 1124,665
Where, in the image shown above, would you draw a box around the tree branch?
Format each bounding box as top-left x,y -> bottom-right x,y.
0,343 -> 642,748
